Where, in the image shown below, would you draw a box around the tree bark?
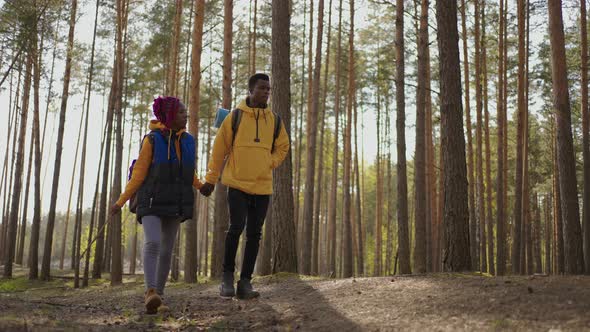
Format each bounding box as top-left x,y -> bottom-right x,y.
28,15 -> 42,279
341,0 -> 355,278
579,0 -> 590,274
396,0 -> 411,275
302,0 -> 324,275
3,51 -> 32,278
495,0 -> 506,276
167,0 -> 183,96
547,0 -> 585,274
271,0 -> 298,273
482,0 -> 493,274
437,0 -> 471,272
414,0 -> 429,274
40,0 -> 78,281
183,0 -> 204,283
460,0 -> 477,270
211,0 -> 234,279
328,0 -> 344,276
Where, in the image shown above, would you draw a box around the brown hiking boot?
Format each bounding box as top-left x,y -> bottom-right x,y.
144,288 -> 162,314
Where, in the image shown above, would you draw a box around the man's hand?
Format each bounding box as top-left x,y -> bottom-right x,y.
110,204 -> 122,216
200,182 -> 215,197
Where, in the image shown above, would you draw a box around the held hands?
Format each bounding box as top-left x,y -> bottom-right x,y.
110,203 -> 122,216
200,182 -> 215,197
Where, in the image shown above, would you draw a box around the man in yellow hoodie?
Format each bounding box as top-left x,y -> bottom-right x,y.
200,73 -> 289,299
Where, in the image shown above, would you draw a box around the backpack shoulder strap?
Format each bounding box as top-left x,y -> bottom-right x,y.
272,112 -> 282,153
231,108 -> 242,147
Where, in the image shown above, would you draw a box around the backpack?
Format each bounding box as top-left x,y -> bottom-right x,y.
230,109 -> 282,152
128,133 -> 154,214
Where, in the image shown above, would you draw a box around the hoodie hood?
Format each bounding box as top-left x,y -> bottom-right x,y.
148,119 -> 186,160
237,98 -> 271,114
148,119 -> 186,136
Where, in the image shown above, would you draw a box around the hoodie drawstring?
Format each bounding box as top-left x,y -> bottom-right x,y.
254,109 -> 261,143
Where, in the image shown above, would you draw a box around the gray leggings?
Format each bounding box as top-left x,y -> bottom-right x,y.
142,215 -> 180,295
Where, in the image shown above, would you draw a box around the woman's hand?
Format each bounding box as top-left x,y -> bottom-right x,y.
110,203 -> 122,216
200,182 -> 215,197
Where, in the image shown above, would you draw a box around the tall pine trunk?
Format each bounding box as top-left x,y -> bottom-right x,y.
437,0 -> 471,271
460,0 -> 477,269
271,0 -> 298,273
342,0 -> 355,278
211,0 -> 233,279
302,0 -> 324,275
167,0 -> 183,96
495,0 -> 506,276
185,0 -> 205,283
40,0 -> 78,280
547,0 -> 585,274
312,0 -> 333,276
414,0 -> 429,274
28,15 -> 42,279
482,1 -> 494,274
396,0 -> 411,275
3,51 -> 31,278
579,0 -> 590,274
328,0 -> 344,276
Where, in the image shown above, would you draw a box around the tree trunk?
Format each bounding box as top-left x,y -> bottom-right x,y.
184,0 -> 204,283
423,1 -> 437,272
495,0 -> 506,276
579,0 -> 590,274
547,0 -> 585,274
437,0 -> 471,272
328,0 -> 344,276
28,17 -> 42,279
534,193 -> 543,273
293,0 -> 306,258
16,113 -> 34,266
271,0 -> 298,273
302,0 -> 324,275
545,194 -> 552,274
40,0 -> 78,281
354,95 -> 364,276
341,0 -> 355,278
59,97 -> 85,270
93,59 -> 117,279
211,0 -> 233,279
251,0 -> 257,74
312,0 -> 332,276
511,0 -> 527,275
552,117 -> 564,274
396,0 -> 411,275
3,50 -> 32,278
460,0 -> 477,270
74,0 -> 99,279
414,0 -> 429,274
257,200 -> 273,275
482,0 -> 493,274
167,0 -> 183,96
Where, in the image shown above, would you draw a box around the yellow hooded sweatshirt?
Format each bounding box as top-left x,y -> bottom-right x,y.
205,98 -> 290,195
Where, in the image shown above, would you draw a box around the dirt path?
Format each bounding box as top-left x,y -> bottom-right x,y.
1,272 -> 589,331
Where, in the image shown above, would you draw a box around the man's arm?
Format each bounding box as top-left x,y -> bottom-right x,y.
271,120 -> 290,169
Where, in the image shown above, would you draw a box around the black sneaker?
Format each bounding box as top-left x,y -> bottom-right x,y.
220,272 -> 235,298
236,279 -> 260,300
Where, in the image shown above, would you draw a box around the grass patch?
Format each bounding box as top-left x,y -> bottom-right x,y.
492,318 -> 511,330
0,276 -> 65,293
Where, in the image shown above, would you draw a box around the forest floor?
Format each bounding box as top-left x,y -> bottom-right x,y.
1,267 -> 590,331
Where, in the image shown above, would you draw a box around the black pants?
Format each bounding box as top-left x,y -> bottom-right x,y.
223,187 -> 270,280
